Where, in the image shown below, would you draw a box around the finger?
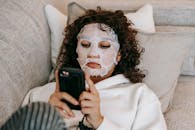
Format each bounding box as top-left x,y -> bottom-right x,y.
79,91 -> 96,101
55,69 -> 60,92
51,98 -> 74,117
81,107 -> 93,115
85,87 -> 90,91
56,108 -> 66,118
49,93 -> 75,116
56,92 -> 79,105
56,108 -> 72,119
85,73 -> 98,94
80,100 -> 95,108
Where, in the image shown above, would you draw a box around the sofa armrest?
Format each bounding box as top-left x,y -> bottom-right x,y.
0,0 -> 53,126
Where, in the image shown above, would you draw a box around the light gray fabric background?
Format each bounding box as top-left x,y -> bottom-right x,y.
0,0 -> 53,125
137,32 -> 195,112
62,0 -> 195,26
165,76 -> 195,129
157,25 -> 195,75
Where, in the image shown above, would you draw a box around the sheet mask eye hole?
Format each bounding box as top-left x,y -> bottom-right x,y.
99,41 -> 111,49
81,41 -> 91,48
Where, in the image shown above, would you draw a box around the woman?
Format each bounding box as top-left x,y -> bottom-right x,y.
49,8 -> 167,130
1,8 -> 167,130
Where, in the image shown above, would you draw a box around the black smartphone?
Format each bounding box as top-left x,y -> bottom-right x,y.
58,67 -> 85,110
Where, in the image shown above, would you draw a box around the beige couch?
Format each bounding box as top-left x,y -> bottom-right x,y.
0,0 -> 195,129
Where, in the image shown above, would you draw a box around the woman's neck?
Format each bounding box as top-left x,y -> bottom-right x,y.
90,76 -> 107,84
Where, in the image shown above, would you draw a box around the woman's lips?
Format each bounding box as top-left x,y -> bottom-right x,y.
86,62 -> 101,69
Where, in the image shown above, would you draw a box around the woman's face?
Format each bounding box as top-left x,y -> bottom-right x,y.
76,23 -> 121,78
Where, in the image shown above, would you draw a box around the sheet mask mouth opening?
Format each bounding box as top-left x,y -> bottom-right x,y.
86,62 -> 101,69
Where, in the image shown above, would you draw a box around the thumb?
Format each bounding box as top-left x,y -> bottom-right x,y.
85,73 -> 98,94
55,69 -> 60,92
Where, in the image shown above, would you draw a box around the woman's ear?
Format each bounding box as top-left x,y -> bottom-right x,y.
116,51 -> 121,62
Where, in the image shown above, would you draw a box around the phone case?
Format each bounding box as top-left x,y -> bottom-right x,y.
58,67 -> 85,110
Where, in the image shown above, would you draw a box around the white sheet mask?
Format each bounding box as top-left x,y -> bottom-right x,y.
76,23 -> 120,77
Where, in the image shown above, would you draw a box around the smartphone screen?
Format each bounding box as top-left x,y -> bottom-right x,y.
58,67 -> 85,110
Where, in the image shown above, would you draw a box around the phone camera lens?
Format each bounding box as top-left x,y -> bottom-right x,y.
62,71 -> 69,77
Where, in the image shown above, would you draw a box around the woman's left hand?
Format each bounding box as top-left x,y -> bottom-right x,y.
79,74 -> 104,129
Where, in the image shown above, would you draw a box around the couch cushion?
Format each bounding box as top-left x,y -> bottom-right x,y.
63,0 -> 195,26
156,25 -> 195,76
0,0 -> 52,126
164,75 -> 195,130
67,3 -> 155,33
45,4 -> 67,71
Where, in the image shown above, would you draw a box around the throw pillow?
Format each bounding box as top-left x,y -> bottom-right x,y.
45,4 -> 67,69
137,32 -> 195,112
156,25 -> 195,76
125,4 -> 155,33
67,2 -> 155,33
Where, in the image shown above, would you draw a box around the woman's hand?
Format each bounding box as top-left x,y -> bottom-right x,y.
48,70 -> 79,119
79,74 -> 104,129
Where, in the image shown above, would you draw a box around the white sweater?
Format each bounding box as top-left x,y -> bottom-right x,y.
22,74 -> 167,130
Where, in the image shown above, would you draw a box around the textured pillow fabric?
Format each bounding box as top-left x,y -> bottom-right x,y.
64,0 -> 195,26
45,5 -> 67,70
125,4 -> 155,33
137,32 -> 195,112
156,25 -> 195,76
0,0 -> 51,126
67,2 -> 155,33
164,76 -> 195,130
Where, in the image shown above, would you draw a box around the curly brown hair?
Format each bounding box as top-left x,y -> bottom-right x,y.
56,8 -> 145,83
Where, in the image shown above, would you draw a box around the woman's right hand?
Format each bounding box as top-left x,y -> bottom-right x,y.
48,70 -> 79,119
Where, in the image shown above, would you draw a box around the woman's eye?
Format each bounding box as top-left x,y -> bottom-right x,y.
100,45 -> 110,49
99,41 -> 111,49
81,41 -> 90,48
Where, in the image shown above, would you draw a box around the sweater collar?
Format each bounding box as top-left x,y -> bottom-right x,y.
93,74 -> 130,90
